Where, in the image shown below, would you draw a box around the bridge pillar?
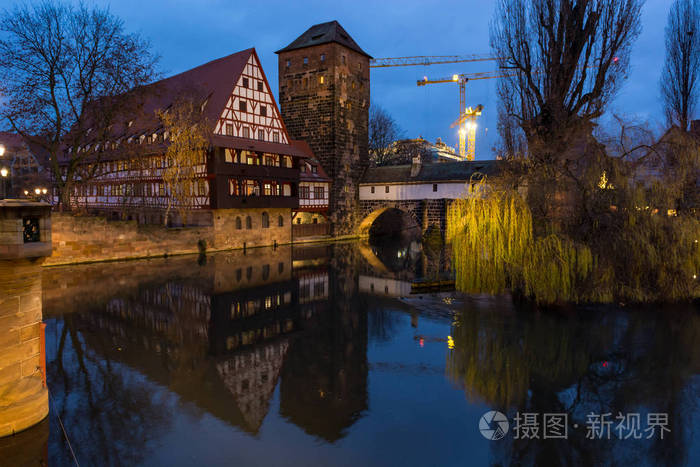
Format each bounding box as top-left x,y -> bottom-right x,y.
0,200 -> 52,437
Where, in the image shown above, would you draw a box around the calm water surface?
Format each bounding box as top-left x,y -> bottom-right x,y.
5,239 -> 700,466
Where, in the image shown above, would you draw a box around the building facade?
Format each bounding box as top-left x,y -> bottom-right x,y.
277,21 -> 371,235
59,49 -> 316,236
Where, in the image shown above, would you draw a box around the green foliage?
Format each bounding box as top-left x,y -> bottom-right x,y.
448,179 -> 700,304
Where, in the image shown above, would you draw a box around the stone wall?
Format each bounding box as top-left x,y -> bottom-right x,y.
0,259 -> 48,437
47,207 -> 292,266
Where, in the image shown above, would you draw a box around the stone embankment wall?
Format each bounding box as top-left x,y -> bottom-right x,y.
0,259 -> 48,437
46,208 -> 292,266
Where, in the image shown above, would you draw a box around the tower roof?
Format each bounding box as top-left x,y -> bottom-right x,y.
276,20 -> 371,58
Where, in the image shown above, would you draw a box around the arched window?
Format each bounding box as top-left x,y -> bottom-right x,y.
262,212 -> 269,228
246,216 -> 252,229
235,216 -> 242,230
278,215 -> 284,227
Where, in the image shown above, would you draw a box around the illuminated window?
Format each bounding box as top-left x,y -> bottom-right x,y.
197,179 -> 207,196
320,53 -> 326,62
224,148 -> 236,163
300,186 -> 310,199
244,180 -> 258,196
285,59 -> 290,68
319,76 -> 325,84
264,183 -> 272,196
303,57 -> 308,65
229,179 -> 239,196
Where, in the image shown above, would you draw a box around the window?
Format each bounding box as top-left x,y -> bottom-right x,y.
433,183 -> 438,192
283,184 -> 292,196
311,165 -> 317,173
264,183 -> 272,196
242,77 -> 249,88
278,262 -> 284,273
242,127 -> 250,138
385,186 -> 390,193
262,212 -> 269,228
371,186 -> 375,194
320,53 -> 326,62
319,76 -> 324,84
225,148 -> 236,163
303,57 -> 308,65
264,155 -> 276,166
300,164 -> 306,173
342,55 -> 346,65
314,186 -> 324,199
229,179 -> 239,195
244,179 -> 258,196
296,218 -> 301,224
283,156 -> 292,168
235,217 -> 242,229
239,100 -> 247,112
273,132 -> 280,143
286,59 -> 290,68
258,129 -> 265,140
262,264 -> 270,280
278,215 -> 283,227
299,186 -> 310,199
197,179 -> 207,196
225,123 -> 234,136
246,216 -> 252,229
260,105 -> 267,117
257,81 -> 263,92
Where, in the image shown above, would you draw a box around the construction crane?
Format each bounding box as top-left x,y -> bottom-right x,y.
417,71 -> 513,160
370,54 -> 496,68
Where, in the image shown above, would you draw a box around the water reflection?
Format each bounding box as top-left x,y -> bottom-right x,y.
8,237 -> 697,466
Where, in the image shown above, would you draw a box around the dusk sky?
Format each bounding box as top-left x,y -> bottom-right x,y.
5,0 -> 671,159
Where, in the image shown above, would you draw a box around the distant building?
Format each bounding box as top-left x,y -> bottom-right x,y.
58,48 -> 318,230
277,21 -> 371,235
0,132 -> 49,198
389,137 -> 463,165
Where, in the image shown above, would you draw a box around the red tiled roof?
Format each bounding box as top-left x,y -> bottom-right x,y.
292,140 -> 331,182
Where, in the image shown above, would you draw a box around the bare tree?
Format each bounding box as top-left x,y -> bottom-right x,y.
158,98 -> 210,226
0,1 -> 158,209
661,0 -> 700,131
491,0 -> 643,160
368,105 -> 402,166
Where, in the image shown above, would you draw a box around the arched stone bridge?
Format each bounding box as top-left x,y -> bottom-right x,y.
356,159 -> 497,237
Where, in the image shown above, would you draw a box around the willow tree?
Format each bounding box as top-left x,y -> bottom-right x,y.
662,0 -> 700,131
158,99 -> 209,226
0,1 -> 158,209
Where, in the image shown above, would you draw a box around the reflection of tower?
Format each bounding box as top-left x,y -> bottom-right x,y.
280,244 -> 368,441
277,21 -> 371,234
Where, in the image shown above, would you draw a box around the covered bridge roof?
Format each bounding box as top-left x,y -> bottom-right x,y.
360,160 -> 500,185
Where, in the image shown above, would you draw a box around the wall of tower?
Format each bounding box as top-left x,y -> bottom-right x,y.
278,44 -> 370,235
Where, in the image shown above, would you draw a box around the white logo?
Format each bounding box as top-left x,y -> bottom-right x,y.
479,411 -> 509,440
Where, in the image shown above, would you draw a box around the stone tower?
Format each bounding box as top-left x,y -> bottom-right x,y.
276,21 -> 370,235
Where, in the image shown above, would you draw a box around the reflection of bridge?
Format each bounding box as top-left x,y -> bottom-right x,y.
357,160 -> 497,236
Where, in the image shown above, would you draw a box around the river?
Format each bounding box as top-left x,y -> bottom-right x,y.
2,238 -> 699,466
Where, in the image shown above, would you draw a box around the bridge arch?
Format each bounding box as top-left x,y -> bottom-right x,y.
357,206 -> 421,238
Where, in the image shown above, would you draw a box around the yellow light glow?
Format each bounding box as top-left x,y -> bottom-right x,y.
23,190 -> 28,195
42,188 -> 48,194
452,74 -> 459,81
34,188 -> 41,195
0,168 -> 7,177
0,145 -> 5,156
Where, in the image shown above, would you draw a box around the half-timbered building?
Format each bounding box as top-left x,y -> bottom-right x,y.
59,48 -> 318,231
